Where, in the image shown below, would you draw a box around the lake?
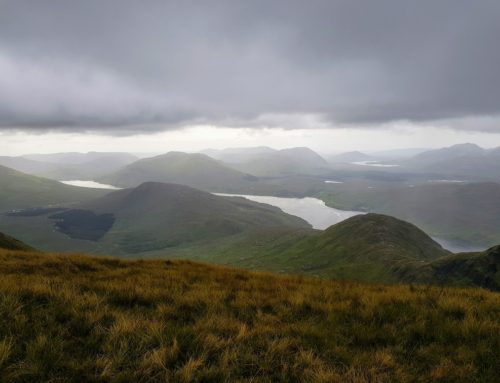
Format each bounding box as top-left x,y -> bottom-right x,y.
351,160 -> 399,167
60,180 -> 121,189
216,193 -> 364,229
218,194 -> 486,253
431,237 -> 485,253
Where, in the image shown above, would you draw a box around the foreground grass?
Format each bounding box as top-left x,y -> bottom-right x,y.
0,250 -> 499,382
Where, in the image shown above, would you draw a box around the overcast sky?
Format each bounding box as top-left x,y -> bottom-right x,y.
1,1 -> 500,154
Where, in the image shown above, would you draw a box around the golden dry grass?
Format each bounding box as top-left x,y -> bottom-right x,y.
0,249 -> 499,382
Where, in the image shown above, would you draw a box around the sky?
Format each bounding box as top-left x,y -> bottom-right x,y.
1,1 -> 500,155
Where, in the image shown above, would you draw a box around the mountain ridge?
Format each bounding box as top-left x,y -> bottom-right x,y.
99,151 -> 259,191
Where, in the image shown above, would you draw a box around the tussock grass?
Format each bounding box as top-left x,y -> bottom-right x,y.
0,249 -> 499,382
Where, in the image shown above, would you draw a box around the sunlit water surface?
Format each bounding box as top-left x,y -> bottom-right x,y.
60,180 -> 121,189
216,193 -> 363,230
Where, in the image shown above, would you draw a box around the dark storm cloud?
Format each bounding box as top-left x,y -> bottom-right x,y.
0,0 -> 499,132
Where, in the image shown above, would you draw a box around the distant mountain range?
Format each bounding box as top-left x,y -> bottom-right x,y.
0,152 -> 138,180
1,145 -> 500,290
3,144 -> 500,184
327,143 -> 500,181
3,143 -> 500,249
327,151 -> 375,163
98,151 -> 259,191
201,146 -> 276,163
231,147 -> 329,177
401,143 -> 500,180
203,146 -> 329,177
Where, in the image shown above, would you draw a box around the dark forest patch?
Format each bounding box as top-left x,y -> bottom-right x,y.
49,209 -> 115,241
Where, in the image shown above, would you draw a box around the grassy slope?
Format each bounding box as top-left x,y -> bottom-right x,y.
0,181 -> 310,255
0,165 -> 109,212
65,182 -> 310,254
0,232 -> 34,251
0,249 -> 498,382
400,245 -> 500,290
318,182 -> 500,246
172,214 -> 450,284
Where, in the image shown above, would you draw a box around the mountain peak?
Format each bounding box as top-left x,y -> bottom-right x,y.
99,151 -> 257,190
320,213 -> 448,261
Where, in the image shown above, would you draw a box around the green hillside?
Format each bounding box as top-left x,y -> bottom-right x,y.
178,214 -> 450,284
0,232 -> 34,251
0,248 -> 498,382
0,165 -> 109,212
43,182 -> 310,254
99,152 -> 259,191
401,245 -> 500,290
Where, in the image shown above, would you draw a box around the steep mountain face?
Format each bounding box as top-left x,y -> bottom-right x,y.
0,152 -> 138,180
52,182 -> 310,254
0,232 -> 34,251
232,147 -> 329,177
99,152 -> 258,191
201,146 -> 277,163
0,165 -> 109,212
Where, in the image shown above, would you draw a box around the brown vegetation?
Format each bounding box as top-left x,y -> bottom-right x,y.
0,249 -> 499,382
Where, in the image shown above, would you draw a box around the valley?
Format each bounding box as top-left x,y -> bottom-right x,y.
1,144 -> 500,290
2,5 -> 499,381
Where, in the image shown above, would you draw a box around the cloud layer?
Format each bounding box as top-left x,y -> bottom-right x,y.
1,0 -> 499,132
